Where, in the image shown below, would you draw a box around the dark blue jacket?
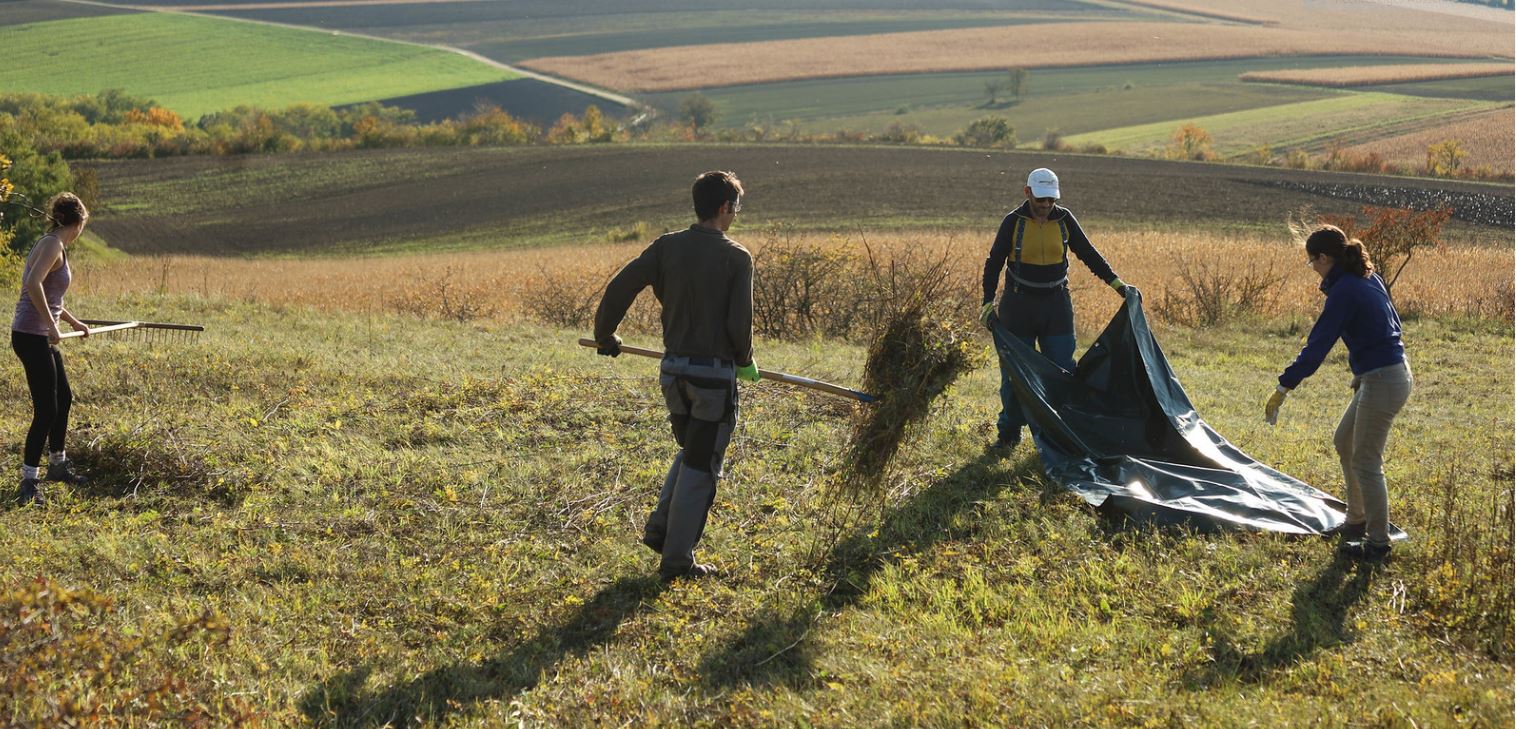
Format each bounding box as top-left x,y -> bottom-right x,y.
1279,267 -> 1405,389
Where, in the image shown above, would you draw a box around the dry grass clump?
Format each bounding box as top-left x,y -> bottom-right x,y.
1240,63 -> 1513,87
841,280 -> 982,493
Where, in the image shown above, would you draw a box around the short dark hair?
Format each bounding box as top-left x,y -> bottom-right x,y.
692,170 -> 742,221
47,192 -> 87,229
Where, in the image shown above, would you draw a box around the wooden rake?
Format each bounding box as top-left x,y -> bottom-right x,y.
578,338 -> 877,404
61,319 -> 206,343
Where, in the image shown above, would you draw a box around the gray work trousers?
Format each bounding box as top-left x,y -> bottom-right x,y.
1334,361 -> 1413,546
645,355 -> 737,577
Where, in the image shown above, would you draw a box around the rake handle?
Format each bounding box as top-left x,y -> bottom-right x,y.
578,338 -> 877,404
81,319 -> 205,332
57,321 -> 139,340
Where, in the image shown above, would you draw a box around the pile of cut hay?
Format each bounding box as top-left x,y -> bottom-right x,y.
840,309 -> 981,494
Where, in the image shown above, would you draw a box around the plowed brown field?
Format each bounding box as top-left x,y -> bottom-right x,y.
83,144 -> 1513,258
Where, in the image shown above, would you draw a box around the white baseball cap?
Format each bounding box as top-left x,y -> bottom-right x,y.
1027,168 -> 1060,199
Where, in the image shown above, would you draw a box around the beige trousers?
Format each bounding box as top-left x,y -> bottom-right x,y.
1334,361 -> 1413,545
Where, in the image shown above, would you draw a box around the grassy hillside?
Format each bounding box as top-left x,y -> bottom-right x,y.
1063,92 -> 1504,158
1,290 -> 1510,724
82,144 -> 1514,256
0,12 -> 513,119
648,56 -> 1489,136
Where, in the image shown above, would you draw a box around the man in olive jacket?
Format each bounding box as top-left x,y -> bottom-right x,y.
594,170 -> 759,581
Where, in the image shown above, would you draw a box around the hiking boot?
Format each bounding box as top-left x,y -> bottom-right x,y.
15,478 -> 42,506
1331,521 -> 1366,542
661,562 -> 718,582
45,461 -> 88,487
992,433 -> 1020,450
1337,539 -> 1391,562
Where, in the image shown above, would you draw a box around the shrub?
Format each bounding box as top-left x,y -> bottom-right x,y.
1318,205 -> 1453,294
1166,123 -> 1216,161
1425,138 -> 1467,177
1151,257 -> 1284,326
956,116 -> 1016,148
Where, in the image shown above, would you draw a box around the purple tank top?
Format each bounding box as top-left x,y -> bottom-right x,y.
12,237 -> 71,336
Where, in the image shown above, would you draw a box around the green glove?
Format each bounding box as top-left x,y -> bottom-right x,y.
1265,385 -> 1290,425
1109,277 -> 1128,295
736,361 -> 760,383
979,301 -> 996,328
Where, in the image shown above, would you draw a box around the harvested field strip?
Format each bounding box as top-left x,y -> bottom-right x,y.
1063,92 -> 1501,158
1241,63 -> 1514,87
1344,107 -> 1515,175
0,13 -> 511,118
72,230 -> 1513,330
518,21 -> 1510,92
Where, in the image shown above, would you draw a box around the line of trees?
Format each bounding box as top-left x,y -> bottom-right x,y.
0,90 -> 627,161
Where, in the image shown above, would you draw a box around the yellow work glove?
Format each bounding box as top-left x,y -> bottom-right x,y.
736,361 -> 761,383
1265,385 -> 1290,425
979,302 -> 997,328
1109,277 -> 1129,295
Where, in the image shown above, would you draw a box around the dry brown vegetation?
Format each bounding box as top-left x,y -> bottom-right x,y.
520,3 -> 1512,93
1344,107 -> 1515,176
72,228 -> 1514,335
1240,63 -> 1514,87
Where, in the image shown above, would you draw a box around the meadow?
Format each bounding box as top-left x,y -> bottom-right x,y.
0,11 -> 513,119
3,243 -> 1511,723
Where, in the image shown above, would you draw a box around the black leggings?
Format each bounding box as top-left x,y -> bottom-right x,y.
11,331 -> 70,468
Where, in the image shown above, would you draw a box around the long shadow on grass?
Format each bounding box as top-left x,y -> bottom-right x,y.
299,574 -> 665,728
1184,555 -> 1377,689
698,449 -> 1047,690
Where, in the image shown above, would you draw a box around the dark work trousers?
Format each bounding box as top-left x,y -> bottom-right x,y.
995,285 -> 1076,441
645,355 -> 738,577
11,330 -> 71,468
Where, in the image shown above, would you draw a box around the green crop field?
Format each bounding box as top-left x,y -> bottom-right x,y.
1063,92 -> 1505,159
1,288 -> 1510,724
1359,74 -> 1516,102
0,12 -> 514,119
208,1 -> 1136,62
643,55 -> 1504,139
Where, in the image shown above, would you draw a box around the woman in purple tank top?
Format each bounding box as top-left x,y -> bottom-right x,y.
11,192 -> 92,506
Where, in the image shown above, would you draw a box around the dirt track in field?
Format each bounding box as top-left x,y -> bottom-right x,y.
84,145 -> 1513,257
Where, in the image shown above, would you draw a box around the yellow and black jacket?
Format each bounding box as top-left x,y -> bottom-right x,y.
981,201 -> 1118,302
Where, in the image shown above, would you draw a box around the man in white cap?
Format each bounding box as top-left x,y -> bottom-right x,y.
979,166 -> 1128,449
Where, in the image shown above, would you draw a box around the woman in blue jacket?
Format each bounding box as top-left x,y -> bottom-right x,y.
1266,225 -> 1412,561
